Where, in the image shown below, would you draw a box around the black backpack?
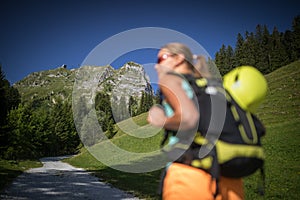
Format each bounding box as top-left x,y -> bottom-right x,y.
160,72 -> 266,194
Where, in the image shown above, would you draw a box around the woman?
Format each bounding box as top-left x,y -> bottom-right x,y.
147,43 -> 244,200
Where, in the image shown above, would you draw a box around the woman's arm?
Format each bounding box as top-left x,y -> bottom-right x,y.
148,74 -> 199,131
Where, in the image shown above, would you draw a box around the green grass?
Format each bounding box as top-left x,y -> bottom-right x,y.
14,67 -> 75,103
244,60 -> 300,199
65,148 -> 162,199
66,61 -> 299,199
111,113 -> 164,153
244,119 -> 300,199
65,113 -> 165,199
0,159 -> 42,191
3,61 -> 297,198
256,60 -> 300,124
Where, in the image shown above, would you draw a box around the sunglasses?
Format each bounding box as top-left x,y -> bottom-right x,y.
157,53 -> 175,64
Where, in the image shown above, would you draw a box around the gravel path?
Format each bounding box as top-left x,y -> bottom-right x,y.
0,156 -> 139,200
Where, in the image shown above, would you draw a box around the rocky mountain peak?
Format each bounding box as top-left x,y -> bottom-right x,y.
15,62 -> 153,107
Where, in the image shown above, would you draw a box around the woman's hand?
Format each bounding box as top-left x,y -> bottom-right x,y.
147,105 -> 166,128
157,74 -> 199,131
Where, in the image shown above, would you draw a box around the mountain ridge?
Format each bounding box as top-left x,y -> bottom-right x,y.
14,62 -> 153,106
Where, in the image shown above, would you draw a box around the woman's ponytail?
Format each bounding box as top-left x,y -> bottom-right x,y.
193,55 -> 212,78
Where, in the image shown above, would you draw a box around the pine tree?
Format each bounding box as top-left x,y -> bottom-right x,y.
138,91 -> 146,115
145,92 -> 154,112
95,92 -> 114,131
48,99 -> 63,155
283,30 -> 297,63
215,16 -> 299,75
292,15 -> 300,59
0,66 -> 21,158
224,45 -> 235,74
269,27 -> 289,72
215,44 -> 227,75
106,119 -> 116,139
261,25 -> 272,73
0,67 -> 8,155
61,100 -> 80,154
154,89 -> 162,104
245,32 -> 257,66
233,33 -> 244,67
128,96 -> 138,117
5,104 -> 37,159
255,24 -> 269,72
0,66 -> 20,126
137,91 -> 153,114
31,108 -> 52,157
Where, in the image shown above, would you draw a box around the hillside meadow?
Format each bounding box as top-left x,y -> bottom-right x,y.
0,61 -> 299,199
65,61 -> 300,199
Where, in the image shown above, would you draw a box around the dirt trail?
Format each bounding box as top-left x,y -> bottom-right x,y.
0,156 -> 139,200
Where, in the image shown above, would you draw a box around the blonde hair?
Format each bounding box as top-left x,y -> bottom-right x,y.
161,43 -> 211,78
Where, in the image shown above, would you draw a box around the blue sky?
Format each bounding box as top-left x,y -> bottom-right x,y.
0,0 -> 299,84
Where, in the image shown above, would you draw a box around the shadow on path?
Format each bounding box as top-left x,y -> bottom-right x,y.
0,156 -> 138,200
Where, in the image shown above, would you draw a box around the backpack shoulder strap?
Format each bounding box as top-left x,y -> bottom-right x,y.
225,90 -> 265,144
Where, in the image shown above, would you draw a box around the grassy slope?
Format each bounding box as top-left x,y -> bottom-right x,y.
65,113 -> 164,199
66,61 -> 300,199
14,67 -> 75,103
244,60 -> 300,199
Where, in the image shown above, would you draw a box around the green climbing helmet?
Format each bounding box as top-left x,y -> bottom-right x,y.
223,66 -> 268,113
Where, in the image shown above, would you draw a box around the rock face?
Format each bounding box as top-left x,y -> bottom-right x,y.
14,62 -> 153,106
111,62 -> 153,102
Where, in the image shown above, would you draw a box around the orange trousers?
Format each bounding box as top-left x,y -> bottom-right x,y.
163,163 -> 244,200
216,176 -> 244,200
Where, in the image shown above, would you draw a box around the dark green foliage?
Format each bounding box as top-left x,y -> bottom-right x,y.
0,65 -> 21,158
0,64 -> 157,160
31,108 -> 53,156
128,96 -> 138,117
66,61 -> 300,200
5,104 -> 37,160
215,44 -> 227,74
154,89 -> 162,104
105,119 -> 116,139
232,33 -> 244,68
215,44 -> 235,75
215,15 -> 300,75
0,67 -> 81,159
137,91 -> 153,115
0,65 -> 21,125
93,90 -> 155,142
292,15 -> 300,59
95,91 -> 115,131
48,99 -> 80,155
1,98 -> 81,159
